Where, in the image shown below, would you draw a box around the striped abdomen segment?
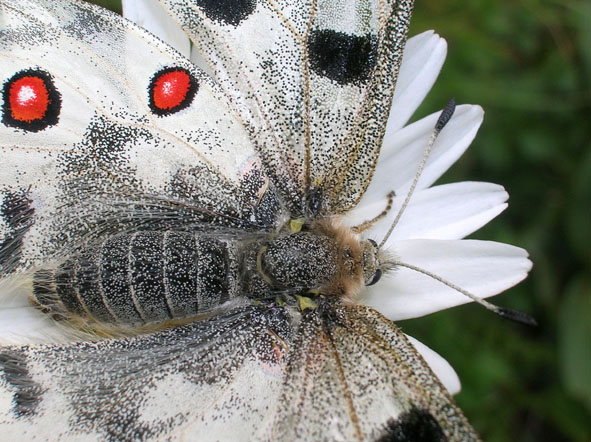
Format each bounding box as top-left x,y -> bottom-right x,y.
32,231 -> 239,325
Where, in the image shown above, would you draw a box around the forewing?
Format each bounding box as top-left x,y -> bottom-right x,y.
271,304 -> 480,441
0,305 -> 291,441
0,0 -> 280,277
158,0 -> 413,215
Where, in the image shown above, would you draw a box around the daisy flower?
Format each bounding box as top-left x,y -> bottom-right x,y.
347,32 -> 533,394
118,0 -> 532,398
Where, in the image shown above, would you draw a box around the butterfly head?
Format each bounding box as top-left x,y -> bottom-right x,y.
360,239 -> 392,286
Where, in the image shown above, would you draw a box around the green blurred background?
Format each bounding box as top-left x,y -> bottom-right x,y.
88,1 -> 590,440
409,2 -> 590,441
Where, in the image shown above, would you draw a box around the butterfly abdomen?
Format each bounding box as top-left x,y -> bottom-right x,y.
30,231 -> 240,325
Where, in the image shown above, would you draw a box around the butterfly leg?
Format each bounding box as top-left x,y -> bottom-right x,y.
352,191 -> 396,233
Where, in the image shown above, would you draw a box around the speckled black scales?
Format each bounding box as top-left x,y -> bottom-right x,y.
0,305 -> 293,441
159,0 -> 414,216
271,304 -> 479,441
0,0 -> 280,277
0,0 -> 483,440
0,301 -> 479,441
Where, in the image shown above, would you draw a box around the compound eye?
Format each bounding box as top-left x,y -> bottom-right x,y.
366,269 -> 382,286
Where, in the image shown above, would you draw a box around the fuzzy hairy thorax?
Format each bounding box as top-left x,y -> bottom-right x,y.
261,218 -> 387,302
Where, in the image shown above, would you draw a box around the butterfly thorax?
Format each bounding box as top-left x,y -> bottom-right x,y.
247,219 -> 384,302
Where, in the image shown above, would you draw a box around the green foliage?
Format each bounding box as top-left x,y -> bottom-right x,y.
90,0 -> 121,14
82,1 -> 591,440
404,0 -> 591,440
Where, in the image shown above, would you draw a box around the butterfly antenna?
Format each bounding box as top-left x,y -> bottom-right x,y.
376,99 -> 536,326
379,98 -> 456,249
393,260 -> 537,326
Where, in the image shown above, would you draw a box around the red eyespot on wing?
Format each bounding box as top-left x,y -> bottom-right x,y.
2,69 -> 61,132
149,67 -> 198,116
10,77 -> 48,122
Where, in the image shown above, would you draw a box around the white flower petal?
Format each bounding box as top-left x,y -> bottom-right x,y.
190,45 -> 216,78
0,308 -> 68,345
387,182 -> 508,242
405,334 -> 461,395
122,0 -> 191,58
0,284 -> 69,344
345,182 -> 508,242
386,31 -> 447,133
361,104 -> 484,208
363,239 -> 532,320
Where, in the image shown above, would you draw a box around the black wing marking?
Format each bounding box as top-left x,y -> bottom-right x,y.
0,299 -> 479,440
0,0 -> 282,277
0,305 -> 291,441
158,0 -> 414,217
271,303 -> 480,441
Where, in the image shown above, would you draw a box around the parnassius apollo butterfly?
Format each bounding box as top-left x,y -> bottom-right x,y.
0,0 -> 531,440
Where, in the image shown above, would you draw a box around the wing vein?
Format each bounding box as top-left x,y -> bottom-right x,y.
323,319 -> 364,441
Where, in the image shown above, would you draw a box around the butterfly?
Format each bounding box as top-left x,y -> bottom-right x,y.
0,0 -> 530,440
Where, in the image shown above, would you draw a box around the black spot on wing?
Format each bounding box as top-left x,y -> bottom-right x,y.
51,116 -> 160,248
0,351 -> 45,417
308,30 -> 378,85
57,116 -> 146,198
0,190 -> 34,273
377,408 -> 447,442
196,0 -> 257,26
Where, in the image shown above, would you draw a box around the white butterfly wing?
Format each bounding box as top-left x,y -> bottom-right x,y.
158,0 -> 413,215
0,1 -> 483,441
0,0 -> 279,277
0,303 -> 478,441
271,305 -> 479,441
0,306 -> 288,441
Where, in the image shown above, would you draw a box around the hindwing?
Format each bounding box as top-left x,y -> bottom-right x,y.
0,305 -> 290,440
0,303 -> 478,441
272,304 -> 478,441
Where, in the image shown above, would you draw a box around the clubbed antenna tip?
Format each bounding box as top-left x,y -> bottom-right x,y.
495,307 -> 538,326
435,98 -> 456,132
378,98 -> 457,249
